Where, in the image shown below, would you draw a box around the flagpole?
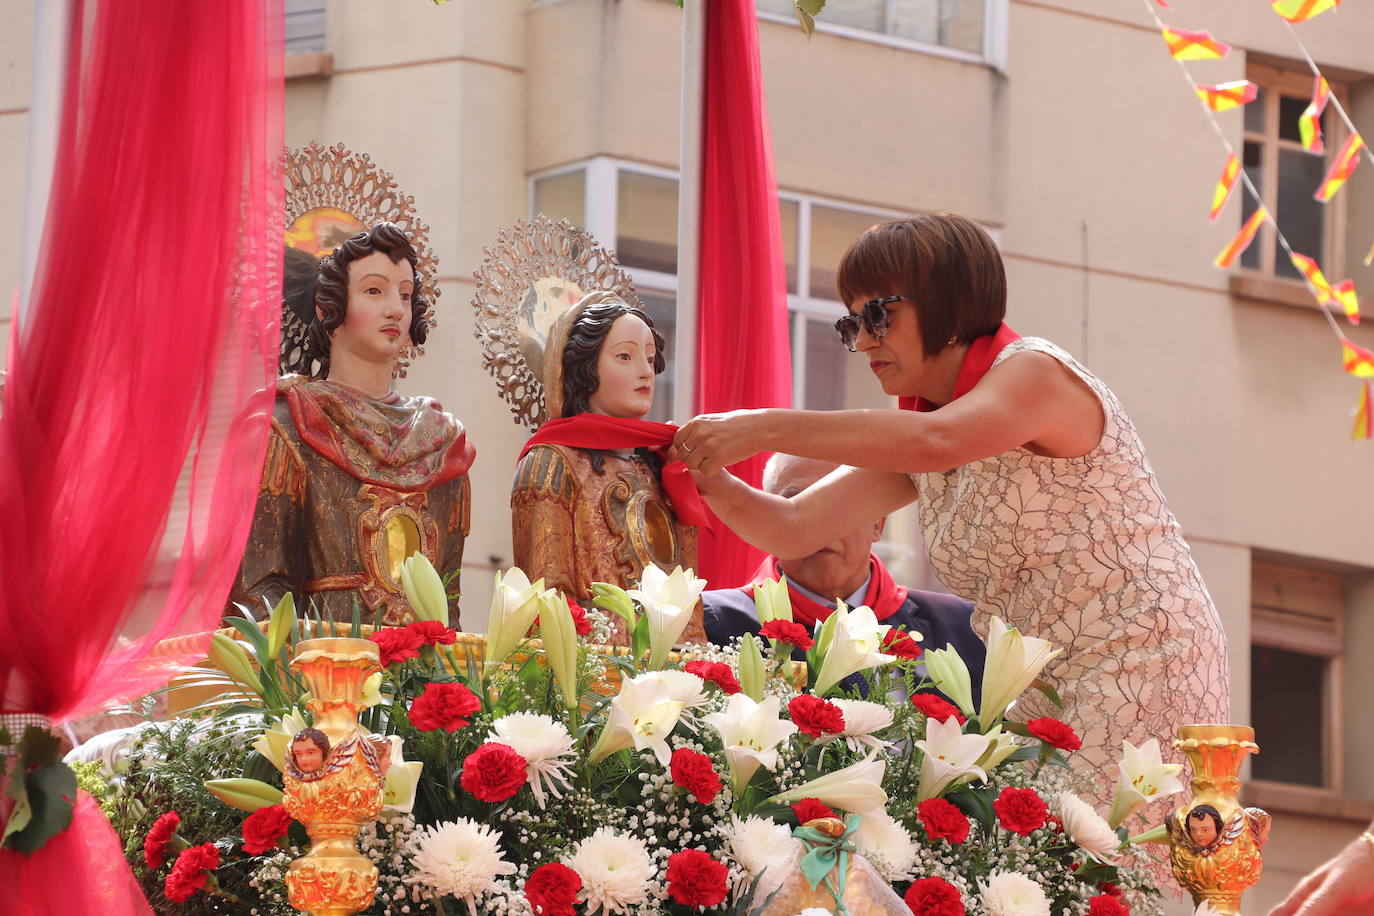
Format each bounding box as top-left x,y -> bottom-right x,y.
17,0 -> 74,334
674,0 -> 706,422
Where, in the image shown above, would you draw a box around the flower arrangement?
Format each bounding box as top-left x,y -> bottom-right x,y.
85,556 -> 1180,915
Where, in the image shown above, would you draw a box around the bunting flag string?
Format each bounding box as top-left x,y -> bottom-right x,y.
1341,337 -> 1374,378
1272,0 -> 1342,23
1354,381 -> 1372,441
1314,131 -> 1364,202
1214,206 -> 1268,269
1334,281 -> 1360,325
1209,153 -> 1240,222
1162,27 -> 1231,60
1195,80 -> 1258,112
1299,76 -> 1329,154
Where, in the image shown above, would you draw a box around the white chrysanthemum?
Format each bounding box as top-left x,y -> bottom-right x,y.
825,698 -> 894,752
408,819 -> 516,914
567,826 -> 654,913
632,670 -> 708,713
722,815 -> 802,899
1055,792 -> 1120,863
979,870 -> 1051,916
487,713 -> 575,808
851,809 -> 915,881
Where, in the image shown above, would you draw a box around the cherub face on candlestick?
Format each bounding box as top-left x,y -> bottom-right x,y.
1186,804 -> 1223,849
556,295 -> 666,421
290,727 -> 331,775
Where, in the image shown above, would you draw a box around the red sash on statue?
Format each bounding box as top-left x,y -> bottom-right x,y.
519,414 -> 711,527
898,323 -> 1021,412
740,553 -> 910,630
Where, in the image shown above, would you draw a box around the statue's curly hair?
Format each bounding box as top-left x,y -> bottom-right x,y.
306,223 -> 430,376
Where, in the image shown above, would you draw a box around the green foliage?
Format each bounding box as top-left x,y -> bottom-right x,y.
1,726 -> 76,855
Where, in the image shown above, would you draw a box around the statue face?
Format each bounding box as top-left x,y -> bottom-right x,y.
292,738 -> 326,774
1188,813 -> 1218,847
587,314 -> 657,419
327,251 -> 414,365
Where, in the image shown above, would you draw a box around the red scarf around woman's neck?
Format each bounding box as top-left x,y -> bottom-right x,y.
741,553 -> 909,630
519,414 -> 711,527
898,322 -> 1021,412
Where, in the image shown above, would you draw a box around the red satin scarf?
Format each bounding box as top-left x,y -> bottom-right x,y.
741,553 -> 910,630
519,414 -> 711,527
898,323 -> 1021,412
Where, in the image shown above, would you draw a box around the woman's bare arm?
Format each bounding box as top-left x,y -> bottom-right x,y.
693,465 -> 917,559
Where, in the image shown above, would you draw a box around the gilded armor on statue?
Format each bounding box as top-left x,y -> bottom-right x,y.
282,638 -> 387,916
1164,725 -> 1271,916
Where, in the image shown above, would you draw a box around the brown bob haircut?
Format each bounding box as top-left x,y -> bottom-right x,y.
835,211 -> 1006,358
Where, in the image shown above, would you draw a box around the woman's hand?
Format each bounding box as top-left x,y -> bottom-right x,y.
673,410 -> 772,475
1269,830 -> 1374,916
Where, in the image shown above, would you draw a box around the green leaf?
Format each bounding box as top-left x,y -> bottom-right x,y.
266,593 -> 295,662
795,0 -> 826,36
2,761 -> 76,854
225,615 -> 270,660
1030,678 -> 1064,709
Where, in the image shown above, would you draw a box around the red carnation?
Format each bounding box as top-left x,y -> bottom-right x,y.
791,798 -> 837,824
883,628 -> 923,660
1089,893 -> 1130,916
670,747 -> 722,804
993,786 -> 1048,836
408,681 -> 482,732
460,742 -> 528,802
408,620 -> 458,646
911,692 -> 966,725
917,797 -> 970,844
789,694 -> 846,738
143,810 -> 180,869
683,660 -> 741,695
666,848 -> 729,908
1027,717 -> 1082,752
904,875 -> 966,916
568,599 -> 592,637
371,626 -> 425,666
525,861 -> 582,916
1099,882 -> 1124,898
163,842 -> 220,903
241,803 -> 294,855
759,619 -> 814,650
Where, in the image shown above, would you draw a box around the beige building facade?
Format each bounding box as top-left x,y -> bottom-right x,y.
3,1 -> 1373,910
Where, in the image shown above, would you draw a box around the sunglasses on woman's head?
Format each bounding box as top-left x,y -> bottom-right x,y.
834,295 -> 905,352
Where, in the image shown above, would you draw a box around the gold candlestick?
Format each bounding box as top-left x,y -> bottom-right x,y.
282,638 -> 386,916
1165,725 -> 1271,916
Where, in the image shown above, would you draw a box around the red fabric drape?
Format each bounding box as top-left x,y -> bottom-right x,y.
0,1 -> 283,911
696,0 -> 792,588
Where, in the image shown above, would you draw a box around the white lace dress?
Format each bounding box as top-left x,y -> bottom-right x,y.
912,337 -> 1230,804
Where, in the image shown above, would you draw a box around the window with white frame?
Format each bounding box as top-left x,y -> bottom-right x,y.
755,0 -> 1002,62
1250,559 -> 1345,791
1239,63 -> 1348,282
285,0 -> 327,55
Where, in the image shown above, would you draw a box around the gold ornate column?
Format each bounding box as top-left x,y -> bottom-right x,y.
282,638 -> 386,916
1165,725 -> 1271,916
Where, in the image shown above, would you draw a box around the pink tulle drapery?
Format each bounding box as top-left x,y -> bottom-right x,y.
0,0 -> 283,911
694,0 -> 792,588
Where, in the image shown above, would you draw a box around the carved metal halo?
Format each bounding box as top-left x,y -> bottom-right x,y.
470,215 -> 642,429
282,142 -> 440,378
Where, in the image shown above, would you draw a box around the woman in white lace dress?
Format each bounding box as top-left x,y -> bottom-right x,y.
674,212 -> 1229,802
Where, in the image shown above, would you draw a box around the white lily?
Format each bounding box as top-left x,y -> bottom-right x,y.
400,552 -> 448,625
738,633 -> 766,701
629,565 -> 707,670
380,735 -> 424,813
922,646 -> 976,718
754,576 -> 793,624
823,699 -> 894,753
913,714 -> 990,801
812,604 -> 896,696
631,670 -> 708,729
587,677 -> 685,767
704,693 -> 799,795
488,713 -> 576,809
484,567 -> 544,676
1107,738 -> 1185,828
252,707 -> 309,772
361,671 -> 384,709
768,753 -> 888,814
1056,791 -> 1120,863
974,725 -> 1021,771
978,617 -> 1061,726
537,588 -> 580,709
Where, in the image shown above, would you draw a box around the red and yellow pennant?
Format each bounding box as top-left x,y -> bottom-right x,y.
1155,0 -> 1172,7
1334,280 -> 1360,325
1162,27 -> 1231,60
1315,132 -> 1364,202
1196,81 -> 1258,112
1289,252 -> 1338,304
1210,154 -> 1240,222
1341,337 -> 1374,378
1272,0 -> 1342,23
1366,240 -> 1374,267
1354,382 -> 1373,441
1300,76 -> 1330,154
1214,206 -> 1268,268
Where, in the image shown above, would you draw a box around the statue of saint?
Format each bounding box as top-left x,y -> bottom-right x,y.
511,294 -> 702,641
232,223 -> 474,625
